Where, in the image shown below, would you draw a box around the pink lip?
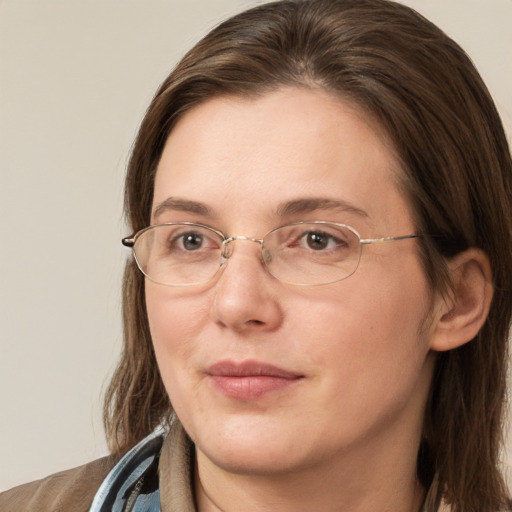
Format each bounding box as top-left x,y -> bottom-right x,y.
206,360 -> 303,399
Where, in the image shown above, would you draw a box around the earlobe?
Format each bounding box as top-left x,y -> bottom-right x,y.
429,249 -> 493,352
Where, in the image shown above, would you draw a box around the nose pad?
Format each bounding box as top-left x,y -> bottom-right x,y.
262,247 -> 273,265
221,239 -> 234,260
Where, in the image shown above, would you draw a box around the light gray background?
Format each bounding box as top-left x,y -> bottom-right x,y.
1,0 -> 511,492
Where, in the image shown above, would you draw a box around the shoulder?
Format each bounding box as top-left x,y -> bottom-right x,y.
0,454 -> 118,512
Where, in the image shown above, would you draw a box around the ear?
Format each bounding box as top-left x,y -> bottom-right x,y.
429,248 -> 493,352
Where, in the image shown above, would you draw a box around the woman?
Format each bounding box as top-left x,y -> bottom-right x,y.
2,0 -> 511,510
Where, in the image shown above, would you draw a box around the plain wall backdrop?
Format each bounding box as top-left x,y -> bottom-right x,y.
1,0 -> 511,491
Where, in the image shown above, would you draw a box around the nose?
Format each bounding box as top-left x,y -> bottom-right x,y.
212,238 -> 283,332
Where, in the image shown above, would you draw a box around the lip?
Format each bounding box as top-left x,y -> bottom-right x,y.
206,360 -> 304,399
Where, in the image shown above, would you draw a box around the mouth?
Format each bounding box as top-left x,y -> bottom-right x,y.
206,360 -> 304,400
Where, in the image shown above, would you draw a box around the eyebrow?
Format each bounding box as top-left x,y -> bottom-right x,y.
152,197 -> 212,219
152,196 -> 368,221
275,197 -> 369,218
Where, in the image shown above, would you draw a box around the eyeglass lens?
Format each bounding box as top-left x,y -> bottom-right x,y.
131,223 -> 363,286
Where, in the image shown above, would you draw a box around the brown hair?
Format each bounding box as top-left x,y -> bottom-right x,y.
104,0 -> 512,509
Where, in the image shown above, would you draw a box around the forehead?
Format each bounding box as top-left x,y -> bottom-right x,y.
153,87 -> 413,234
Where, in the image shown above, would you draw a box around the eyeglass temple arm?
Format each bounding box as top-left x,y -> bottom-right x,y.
122,237 -> 135,247
360,234 -> 421,245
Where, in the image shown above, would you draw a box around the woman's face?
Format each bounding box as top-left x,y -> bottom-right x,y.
146,87 -> 436,477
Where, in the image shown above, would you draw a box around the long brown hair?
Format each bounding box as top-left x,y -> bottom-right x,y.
104,1 -> 512,509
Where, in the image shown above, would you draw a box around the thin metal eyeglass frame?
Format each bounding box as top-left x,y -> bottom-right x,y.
121,221 -> 422,287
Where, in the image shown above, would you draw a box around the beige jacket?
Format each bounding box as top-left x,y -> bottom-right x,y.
0,423 -> 194,512
1,422 -> 446,512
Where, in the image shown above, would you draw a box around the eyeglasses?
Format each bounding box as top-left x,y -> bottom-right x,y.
122,221 -> 421,287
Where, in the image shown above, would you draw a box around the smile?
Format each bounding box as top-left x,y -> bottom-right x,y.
206,360 -> 304,400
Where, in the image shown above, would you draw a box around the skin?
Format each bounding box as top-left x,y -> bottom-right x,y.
146,87 -> 441,512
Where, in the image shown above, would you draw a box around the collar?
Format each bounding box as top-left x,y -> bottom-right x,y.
91,420 -> 445,512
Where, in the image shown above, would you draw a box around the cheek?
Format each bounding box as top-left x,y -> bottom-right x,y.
301,256 -> 433,390
145,284 -> 210,383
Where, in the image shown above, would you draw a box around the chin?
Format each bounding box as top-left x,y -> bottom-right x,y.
199,440 -> 307,476
190,416 -> 315,476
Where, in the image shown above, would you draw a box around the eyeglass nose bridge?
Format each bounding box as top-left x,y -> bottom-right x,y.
221,235 -> 264,260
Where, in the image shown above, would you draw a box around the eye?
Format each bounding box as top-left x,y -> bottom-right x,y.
270,223 -> 354,256
178,232 -> 205,251
300,230 -> 345,251
303,231 -> 335,250
163,226 -> 222,254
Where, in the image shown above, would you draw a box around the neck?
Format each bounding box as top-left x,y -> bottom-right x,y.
194,433 -> 426,512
